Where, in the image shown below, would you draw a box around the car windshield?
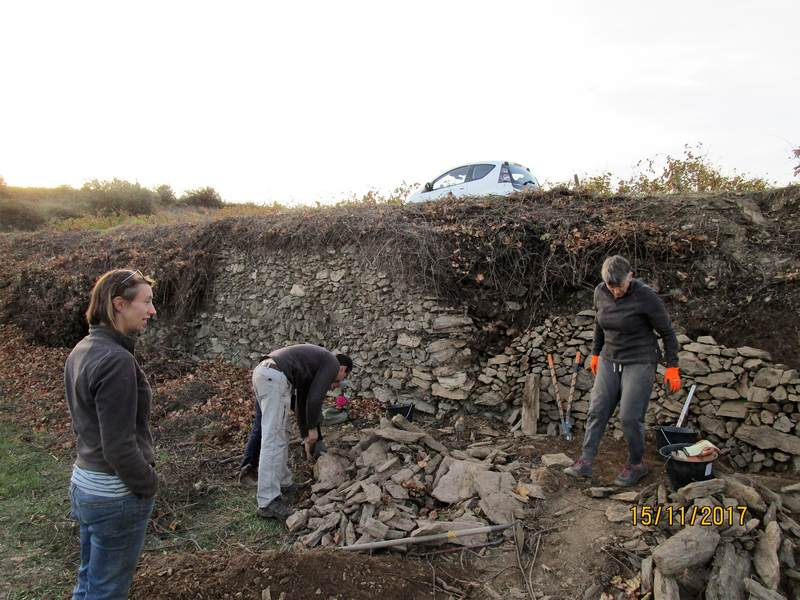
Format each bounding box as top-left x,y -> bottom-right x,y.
508,164 -> 535,186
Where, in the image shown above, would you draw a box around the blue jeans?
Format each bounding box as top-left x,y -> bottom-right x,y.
69,484 -> 154,600
241,398 -> 263,469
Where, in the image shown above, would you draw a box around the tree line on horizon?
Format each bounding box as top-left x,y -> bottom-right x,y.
0,179 -> 223,232
1,144 -> 799,232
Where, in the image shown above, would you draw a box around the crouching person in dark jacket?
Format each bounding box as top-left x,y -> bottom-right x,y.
564,255 -> 681,487
65,269 -> 159,599
252,344 -> 352,520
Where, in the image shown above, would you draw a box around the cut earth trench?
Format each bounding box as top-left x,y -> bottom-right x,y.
130,419 -> 793,600
2,324 -> 799,599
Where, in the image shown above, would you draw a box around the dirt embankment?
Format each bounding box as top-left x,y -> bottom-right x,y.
1,186 -> 798,362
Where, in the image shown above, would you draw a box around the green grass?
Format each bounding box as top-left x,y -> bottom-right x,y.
147,446 -> 287,552
152,483 -> 287,551
0,420 -> 287,598
0,420 -> 75,599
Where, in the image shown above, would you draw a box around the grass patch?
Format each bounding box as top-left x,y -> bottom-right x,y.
148,444 -> 288,553
48,208 -> 209,232
0,420 -> 75,599
0,419 -> 287,599
151,481 -> 287,552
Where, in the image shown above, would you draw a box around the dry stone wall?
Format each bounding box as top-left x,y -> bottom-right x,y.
475,314 -> 800,474
146,246 -> 800,473
147,246 -> 480,416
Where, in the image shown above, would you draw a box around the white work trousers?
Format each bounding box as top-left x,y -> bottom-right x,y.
253,362 -> 294,508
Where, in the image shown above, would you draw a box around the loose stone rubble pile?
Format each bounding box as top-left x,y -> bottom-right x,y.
474,314 -> 800,473
287,415 -> 537,550
593,475 -> 800,599
289,409 -> 800,598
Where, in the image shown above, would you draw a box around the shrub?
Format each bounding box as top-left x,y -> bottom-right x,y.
156,184 -> 177,206
82,179 -> 157,216
793,146 -> 799,178
569,144 -> 772,195
45,203 -> 86,221
618,145 -> 770,194
0,200 -> 47,231
179,187 -> 224,209
573,173 -> 614,196
335,182 -> 417,206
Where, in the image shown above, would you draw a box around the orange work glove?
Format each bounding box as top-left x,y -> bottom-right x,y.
589,355 -> 599,376
664,367 -> 681,392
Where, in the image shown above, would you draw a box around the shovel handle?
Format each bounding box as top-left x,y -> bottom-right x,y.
676,384 -> 697,428
547,354 -> 563,406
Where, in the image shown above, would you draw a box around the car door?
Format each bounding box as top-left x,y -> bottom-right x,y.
426,165 -> 470,200
463,163 -> 498,197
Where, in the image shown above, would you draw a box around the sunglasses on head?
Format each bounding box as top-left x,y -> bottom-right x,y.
119,270 -> 145,285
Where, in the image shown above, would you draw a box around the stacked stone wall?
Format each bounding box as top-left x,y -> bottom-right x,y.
475,314 -> 800,473
144,245 -> 800,473
145,246 -> 480,416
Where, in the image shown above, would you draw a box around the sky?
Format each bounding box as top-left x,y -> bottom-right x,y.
1,0 -> 798,205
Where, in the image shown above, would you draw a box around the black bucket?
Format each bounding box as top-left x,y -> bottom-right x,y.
654,426 -> 698,462
659,442 -> 716,490
386,404 -> 414,421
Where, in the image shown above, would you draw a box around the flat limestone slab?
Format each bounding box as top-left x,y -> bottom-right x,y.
431,459 -> 490,504
541,453 -> 573,468
735,425 -> 800,455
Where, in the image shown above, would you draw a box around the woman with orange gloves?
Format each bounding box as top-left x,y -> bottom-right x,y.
564,255 -> 681,486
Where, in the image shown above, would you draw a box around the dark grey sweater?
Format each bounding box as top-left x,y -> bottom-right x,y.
591,279 -> 680,367
267,344 -> 340,437
64,326 -> 158,498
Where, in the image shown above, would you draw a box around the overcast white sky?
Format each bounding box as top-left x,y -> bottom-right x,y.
1,1 -> 798,204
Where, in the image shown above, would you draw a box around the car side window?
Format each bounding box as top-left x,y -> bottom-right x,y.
432,166 -> 469,190
468,164 -> 495,182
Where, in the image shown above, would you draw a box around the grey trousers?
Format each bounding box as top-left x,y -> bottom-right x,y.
580,359 -> 656,465
253,362 -> 294,508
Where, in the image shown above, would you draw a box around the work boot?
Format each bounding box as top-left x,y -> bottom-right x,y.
256,498 -> 295,520
563,458 -> 593,479
614,463 -> 649,487
238,464 -> 258,488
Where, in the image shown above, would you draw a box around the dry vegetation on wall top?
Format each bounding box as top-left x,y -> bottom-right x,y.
0,186 -> 799,362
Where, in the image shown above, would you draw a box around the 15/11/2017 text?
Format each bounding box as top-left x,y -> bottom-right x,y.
630,505 -> 748,527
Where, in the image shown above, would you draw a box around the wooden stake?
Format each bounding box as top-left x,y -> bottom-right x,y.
521,373 -> 539,436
